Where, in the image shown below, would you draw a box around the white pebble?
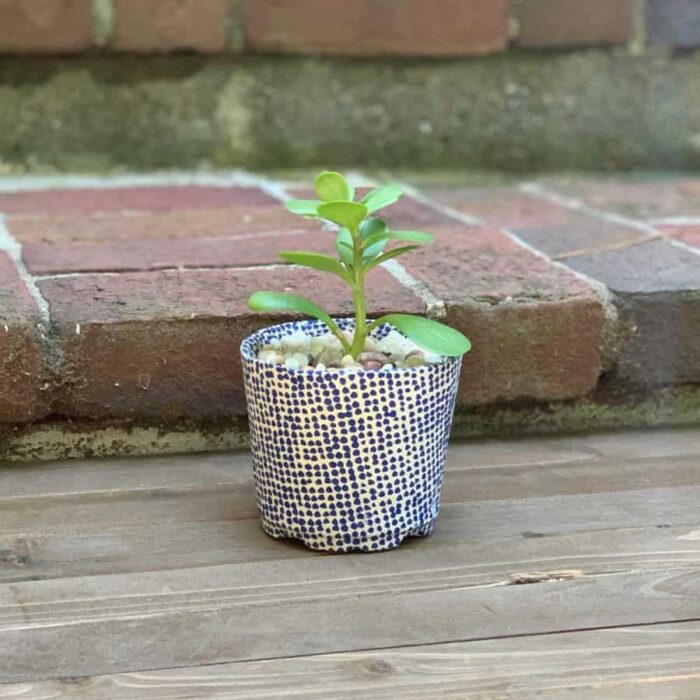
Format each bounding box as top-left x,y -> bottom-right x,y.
281,331 -> 310,351
258,350 -> 282,365
292,352 -> 310,365
340,355 -> 362,369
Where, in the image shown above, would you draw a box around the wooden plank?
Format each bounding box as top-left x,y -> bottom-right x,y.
3,426 -> 698,502
1,524 -> 699,682
3,621 -> 700,699
1,431 -> 698,536
443,452 -> 700,502
0,451 -> 254,501
2,482 -> 699,583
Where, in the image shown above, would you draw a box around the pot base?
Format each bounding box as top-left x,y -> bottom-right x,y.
260,516 -> 437,553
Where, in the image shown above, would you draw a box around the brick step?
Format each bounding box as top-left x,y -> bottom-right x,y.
0,173 -> 699,451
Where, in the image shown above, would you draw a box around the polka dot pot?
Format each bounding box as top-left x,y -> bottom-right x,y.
241,319 -> 463,553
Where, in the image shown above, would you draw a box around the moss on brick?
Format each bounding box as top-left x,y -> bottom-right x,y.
2,385 -> 699,462
0,57 -> 229,171
1,52 -> 700,171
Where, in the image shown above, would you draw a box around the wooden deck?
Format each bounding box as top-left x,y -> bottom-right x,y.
1,427 -> 699,698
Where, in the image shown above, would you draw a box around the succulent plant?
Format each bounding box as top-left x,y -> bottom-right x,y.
248,171 -> 471,360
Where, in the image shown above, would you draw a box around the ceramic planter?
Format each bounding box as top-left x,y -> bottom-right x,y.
241,319 -> 462,552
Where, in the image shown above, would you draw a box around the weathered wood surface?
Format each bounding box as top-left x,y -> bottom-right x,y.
0,427 -> 699,695
6,621 -> 700,699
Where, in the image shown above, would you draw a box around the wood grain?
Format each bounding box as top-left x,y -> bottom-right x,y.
0,476 -> 700,583
1,523 -> 699,682
1,481 -> 699,583
3,621 -> 700,699
1,427 -> 698,690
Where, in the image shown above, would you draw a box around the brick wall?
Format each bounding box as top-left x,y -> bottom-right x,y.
0,0 -> 697,56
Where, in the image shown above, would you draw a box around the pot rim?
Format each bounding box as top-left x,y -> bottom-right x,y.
240,318 -> 463,375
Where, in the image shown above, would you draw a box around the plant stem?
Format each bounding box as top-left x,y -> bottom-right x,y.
349,225 -> 367,358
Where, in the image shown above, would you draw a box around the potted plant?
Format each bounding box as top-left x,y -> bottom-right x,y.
242,172 -> 471,552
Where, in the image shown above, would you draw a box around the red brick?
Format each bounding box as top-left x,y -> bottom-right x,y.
39,267 -> 423,420
425,186 -> 575,229
0,186 -> 273,217
246,0 -> 508,56
0,252 -> 45,422
517,0 -> 633,47
0,0 -> 91,53
8,206 -> 302,245
113,0 -> 229,52
23,230 -> 335,274
402,226 -> 604,406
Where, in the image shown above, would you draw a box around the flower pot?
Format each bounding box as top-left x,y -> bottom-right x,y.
241,319 -> 463,553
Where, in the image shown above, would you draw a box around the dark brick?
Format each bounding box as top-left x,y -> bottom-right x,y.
113,0 -> 230,52
39,267 -> 423,420
648,0 -> 700,48
512,219 -> 650,261
0,0 -> 92,54
563,239 -> 700,295
246,0 -> 509,56
558,240 -> 700,388
656,224 -> 700,251
517,0 -> 633,47
0,252 -> 44,422
401,226 -> 604,406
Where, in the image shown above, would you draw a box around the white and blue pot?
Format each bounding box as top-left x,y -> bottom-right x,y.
241,319 -> 462,553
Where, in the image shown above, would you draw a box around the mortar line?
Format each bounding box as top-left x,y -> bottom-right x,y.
380,259 -> 446,319
34,263 -> 297,281
501,222 -> 619,309
388,179 -> 621,367
502,226 -> 620,371
92,0 -> 114,47
519,182 -> 658,235
520,182 -> 700,259
649,216 -> 700,226
0,214 -> 51,333
397,181 -> 485,226
0,170 -> 313,194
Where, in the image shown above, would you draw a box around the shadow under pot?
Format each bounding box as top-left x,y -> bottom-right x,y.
241,318 -> 463,553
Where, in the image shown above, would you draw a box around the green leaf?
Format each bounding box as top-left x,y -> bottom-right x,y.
359,217 -> 387,239
362,232 -> 389,253
248,291 -> 337,330
360,184 -> 403,213
364,245 -> 418,271
363,229 -> 432,257
388,230 -> 434,244
279,251 -> 351,282
359,217 -> 388,258
378,314 -> 471,357
285,199 -> 321,216
315,171 -> 354,202
317,201 -> 367,231
335,228 -> 354,266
